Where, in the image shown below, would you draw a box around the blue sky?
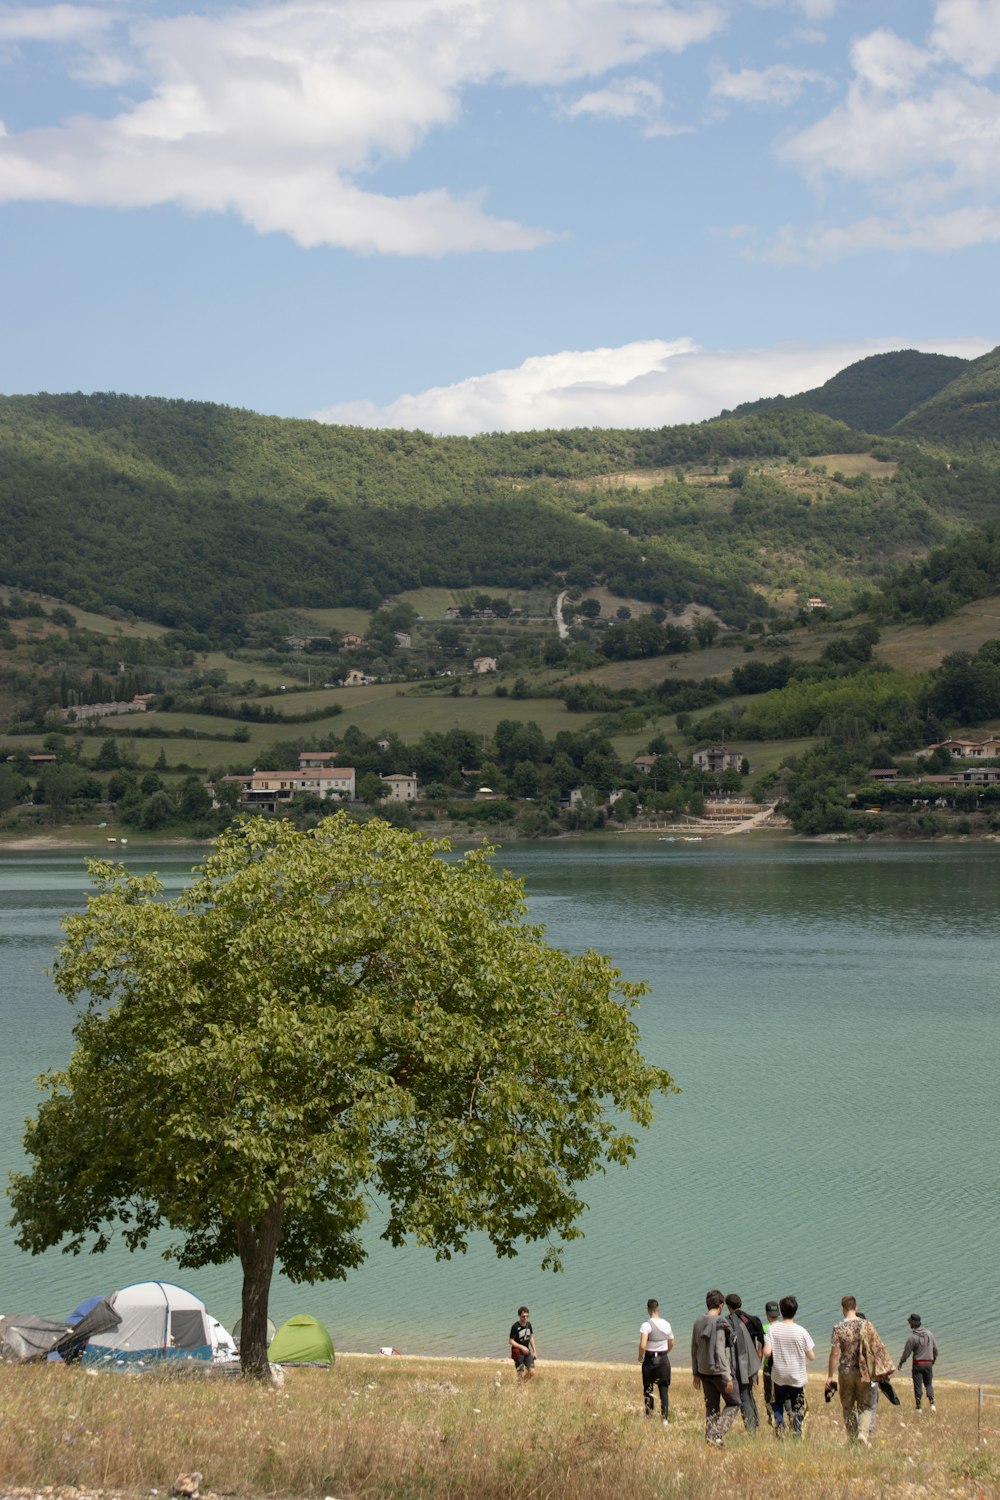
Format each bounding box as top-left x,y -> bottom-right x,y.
0,0 -> 996,431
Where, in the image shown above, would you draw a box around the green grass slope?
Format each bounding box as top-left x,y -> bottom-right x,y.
0,386 -> 995,643
891,343 -> 1000,449
721,349 -> 969,433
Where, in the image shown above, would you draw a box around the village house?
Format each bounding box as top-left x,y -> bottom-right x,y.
472,656 -> 497,673
242,765 -> 356,812
340,633 -> 364,650
381,772 -> 418,801
632,755 -> 658,774
805,596 -> 828,611
394,631 -> 412,648
919,738 -> 999,759
692,745 -> 745,773
342,668 -> 374,687
297,756 -> 355,799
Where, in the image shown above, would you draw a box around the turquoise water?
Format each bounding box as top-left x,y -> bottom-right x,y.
1,841 -> 997,1377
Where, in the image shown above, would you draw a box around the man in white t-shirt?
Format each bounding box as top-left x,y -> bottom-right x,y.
638,1298 -> 675,1423
762,1295 -> 815,1438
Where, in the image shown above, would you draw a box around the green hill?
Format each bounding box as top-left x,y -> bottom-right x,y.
890,344 -> 1000,449
0,394 -> 878,636
721,349 -> 969,432
0,384 -> 997,646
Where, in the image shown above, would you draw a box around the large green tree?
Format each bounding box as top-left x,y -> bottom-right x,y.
10,815 -> 673,1379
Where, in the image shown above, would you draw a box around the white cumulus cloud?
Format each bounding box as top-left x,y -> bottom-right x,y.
932,0 -> 1000,78
312,335 -> 991,434
0,5 -> 114,43
0,0 -> 725,255
710,62 -> 823,105
771,0 -> 1000,257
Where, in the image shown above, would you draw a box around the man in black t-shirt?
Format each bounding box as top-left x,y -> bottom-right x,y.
509,1306 -> 537,1380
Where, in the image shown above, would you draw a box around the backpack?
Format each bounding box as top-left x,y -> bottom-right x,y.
737,1310 -> 765,1348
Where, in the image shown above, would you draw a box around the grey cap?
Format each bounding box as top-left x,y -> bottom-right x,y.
908,1313 -> 921,1326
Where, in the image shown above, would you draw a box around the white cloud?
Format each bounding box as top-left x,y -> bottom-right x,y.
312,335 -> 991,434
772,3 -> 1000,255
932,0 -> 1000,78
568,76 -> 662,120
769,205 -> 1000,260
565,74 -> 690,134
752,0 -> 839,19
710,62 -> 823,105
850,27 -> 930,93
0,5 -> 114,43
0,0 -> 725,255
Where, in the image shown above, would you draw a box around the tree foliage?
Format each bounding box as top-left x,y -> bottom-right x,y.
10,815 -> 673,1379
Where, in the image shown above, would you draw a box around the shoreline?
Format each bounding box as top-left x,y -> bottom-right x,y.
4,827 -> 1000,852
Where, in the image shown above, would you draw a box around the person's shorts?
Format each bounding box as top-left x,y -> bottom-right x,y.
513,1351 -> 535,1370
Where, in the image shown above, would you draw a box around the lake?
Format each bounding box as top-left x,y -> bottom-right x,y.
1,839 -> 997,1377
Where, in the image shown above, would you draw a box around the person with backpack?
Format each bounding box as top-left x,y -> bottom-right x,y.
725,1293 -> 763,1432
637,1298 -> 674,1424
898,1314 -> 938,1411
691,1289 -> 741,1448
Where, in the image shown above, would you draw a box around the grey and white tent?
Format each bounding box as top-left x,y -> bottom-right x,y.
0,1299 -> 120,1363
81,1281 -> 233,1365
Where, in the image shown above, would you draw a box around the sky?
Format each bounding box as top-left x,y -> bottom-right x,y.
0,0 -> 996,432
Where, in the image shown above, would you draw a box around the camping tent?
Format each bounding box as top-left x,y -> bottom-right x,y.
232,1315 -> 275,1348
1,1315 -> 75,1362
267,1314 -> 335,1366
2,1299 -> 121,1363
81,1281 -> 234,1365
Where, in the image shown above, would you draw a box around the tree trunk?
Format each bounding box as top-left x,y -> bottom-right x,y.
236,1199 -> 284,1381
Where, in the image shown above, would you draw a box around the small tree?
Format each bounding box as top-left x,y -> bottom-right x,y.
10,816 -> 673,1380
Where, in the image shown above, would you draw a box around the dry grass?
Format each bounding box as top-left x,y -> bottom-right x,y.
811,453 -> 899,479
0,1358 -> 996,1500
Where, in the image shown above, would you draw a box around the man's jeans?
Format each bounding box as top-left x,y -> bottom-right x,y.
772,1382 -> 805,1436
701,1374 -> 741,1443
838,1369 -> 874,1441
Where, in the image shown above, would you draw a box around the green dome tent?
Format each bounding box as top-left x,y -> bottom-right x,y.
268,1314 -> 335,1367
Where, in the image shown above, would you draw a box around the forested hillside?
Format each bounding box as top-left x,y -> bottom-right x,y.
0,368 -> 998,645
890,345 -> 1000,450
721,349 -> 969,433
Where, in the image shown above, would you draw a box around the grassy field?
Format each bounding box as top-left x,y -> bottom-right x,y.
811,452 -> 899,478
0,1358 -> 994,1500
877,596 -> 1000,673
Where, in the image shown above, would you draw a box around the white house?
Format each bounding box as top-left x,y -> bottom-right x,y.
243,765 -> 356,811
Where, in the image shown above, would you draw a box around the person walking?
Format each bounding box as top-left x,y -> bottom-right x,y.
509,1306 -> 537,1381
762,1296 -> 815,1438
898,1314 -> 938,1411
725,1293 -> 763,1432
638,1298 -> 674,1424
762,1299 -> 780,1425
691,1290 -> 741,1448
826,1295 -> 881,1444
